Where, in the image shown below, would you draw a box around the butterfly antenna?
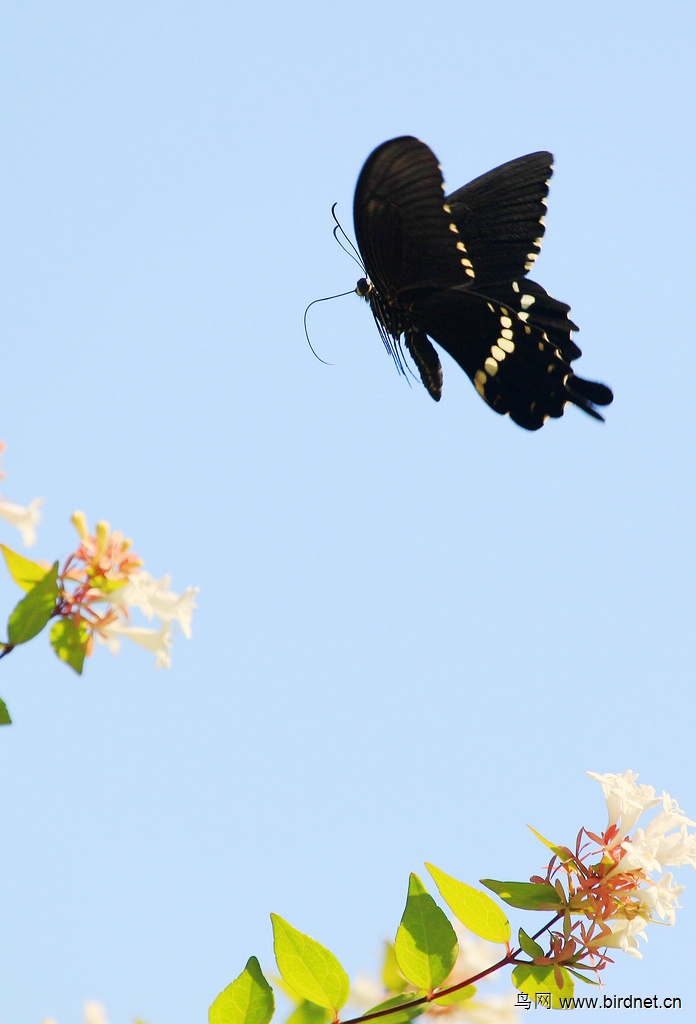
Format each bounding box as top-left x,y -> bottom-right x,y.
331,203 -> 364,271
303,290 -> 357,365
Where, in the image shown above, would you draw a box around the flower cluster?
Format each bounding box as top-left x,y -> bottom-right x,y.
529,770 -> 695,977
60,512 -> 198,668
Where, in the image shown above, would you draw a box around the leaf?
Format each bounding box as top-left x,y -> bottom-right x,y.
512,963 -> 574,1009
394,873 -> 458,991
7,563 -> 59,644
517,928 -> 543,959
285,1001 -> 332,1024
425,863 -> 510,945
431,985 -> 475,1007
1,545 -> 48,592
381,942 -> 408,994
209,956 -> 275,1024
527,826 -> 574,862
51,618 -> 89,674
88,574 -> 127,595
271,914 -> 349,1012
565,967 -> 600,986
365,994 -> 425,1024
0,697 -> 11,725
480,880 -> 565,912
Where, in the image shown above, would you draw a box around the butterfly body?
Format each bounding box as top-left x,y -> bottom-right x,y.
352,136 -> 613,430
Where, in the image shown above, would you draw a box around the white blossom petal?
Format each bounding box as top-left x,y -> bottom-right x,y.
110,571 -> 198,638
620,829 -> 662,874
0,495 -> 44,547
635,873 -> 684,926
596,917 -> 648,959
587,770 -> 660,833
99,621 -> 173,668
653,825 -> 696,870
644,794 -> 696,839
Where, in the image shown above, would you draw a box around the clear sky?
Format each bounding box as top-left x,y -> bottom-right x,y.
0,2 -> 695,1022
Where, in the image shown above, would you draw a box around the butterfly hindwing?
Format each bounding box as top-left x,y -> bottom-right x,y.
412,287 -> 608,429
477,278 -> 582,364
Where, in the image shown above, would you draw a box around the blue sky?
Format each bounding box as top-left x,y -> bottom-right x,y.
0,2 -> 695,1022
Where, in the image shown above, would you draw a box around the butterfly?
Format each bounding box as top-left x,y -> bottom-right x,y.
352,136 -> 613,430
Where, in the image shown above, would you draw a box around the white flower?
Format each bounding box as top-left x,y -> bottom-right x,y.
587,770 -> 661,833
645,794 -> 696,840
635,873 -> 684,926
109,571 -> 198,638
83,1003 -> 109,1024
598,917 -> 648,959
653,825 -> 696,870
0,495 -> 43,547
619,828 -> 662,874
99,620 -> 173,668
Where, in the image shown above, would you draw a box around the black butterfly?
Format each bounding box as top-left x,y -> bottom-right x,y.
352,136 -> 613,430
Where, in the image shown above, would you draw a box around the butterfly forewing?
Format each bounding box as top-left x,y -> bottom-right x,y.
353,136 -> 472,300
445,151 -> 553,286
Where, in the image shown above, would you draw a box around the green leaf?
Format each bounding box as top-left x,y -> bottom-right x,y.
0,697 -> 11,725
1,545 -> 48,592
365,994 -> 425,1024
209,956 -> 275,1024
50,618 -> 89,674
381,942 -> 408,994
512,963 -> 574,1009
517,929 -> 543,959
271,914 -> 349,1012
527,826 -> 574,862
431,985 -> 475,1007
89,575 -> 127,595
565,967 -> 600,986
425,863 -> 510,945
7,563 -> 59,644
394,873 -> 458,992
285,1001 -> 332,1024
480,880 -> 565,912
